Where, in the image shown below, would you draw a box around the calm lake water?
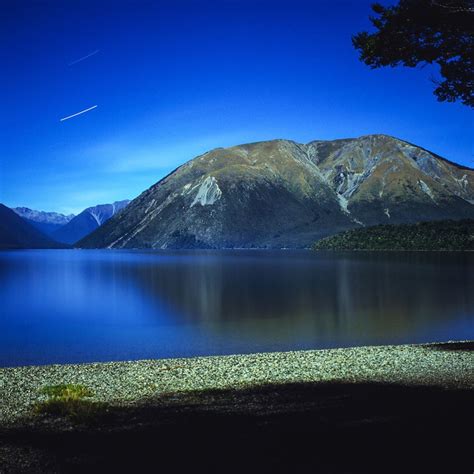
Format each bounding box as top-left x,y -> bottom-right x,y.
1,250 -> 473,367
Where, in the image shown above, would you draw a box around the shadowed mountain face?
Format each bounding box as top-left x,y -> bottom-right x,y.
0,204 -> 66,249
53,200 -> 130,245
12,207 -> 74,236
79,135 -> 474,249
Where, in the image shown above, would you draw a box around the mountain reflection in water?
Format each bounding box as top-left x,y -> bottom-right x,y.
0,250 -> 473,366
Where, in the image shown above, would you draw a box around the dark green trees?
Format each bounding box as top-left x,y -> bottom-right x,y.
353,1 -> 474,107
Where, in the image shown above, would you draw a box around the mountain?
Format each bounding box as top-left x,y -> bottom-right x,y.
53,200 -> 130,245
12,207 -> 74,236
78,135 -> 474,249
313,219 -> 474,251
0,204 -> 67,249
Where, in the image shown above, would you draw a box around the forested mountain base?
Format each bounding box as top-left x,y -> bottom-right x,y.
313,220 -> 474,251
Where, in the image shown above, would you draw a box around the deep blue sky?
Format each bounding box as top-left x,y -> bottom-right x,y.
1,0 -> 472,214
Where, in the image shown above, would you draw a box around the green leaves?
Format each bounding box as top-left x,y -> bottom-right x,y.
353,0 -> 474,107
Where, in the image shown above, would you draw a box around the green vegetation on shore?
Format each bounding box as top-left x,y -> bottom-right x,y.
34,383 -> 105,422
313,219 -> 474,251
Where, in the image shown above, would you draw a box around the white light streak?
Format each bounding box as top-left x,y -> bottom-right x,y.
68,49 -> 100,66
60,105 -> 98,122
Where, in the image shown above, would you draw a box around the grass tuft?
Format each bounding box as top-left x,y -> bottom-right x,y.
39,383 -> 94,399
35,383 -> 107,423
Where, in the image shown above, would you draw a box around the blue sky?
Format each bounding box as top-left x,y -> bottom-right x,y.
1,0 -> 472,215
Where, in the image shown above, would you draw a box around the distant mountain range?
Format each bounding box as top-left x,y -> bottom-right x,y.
52,200 -> 130,244
0,204 -> 66,249
12,207 -> 75,236
78,134 -> 474,249
1,200 -> 130,249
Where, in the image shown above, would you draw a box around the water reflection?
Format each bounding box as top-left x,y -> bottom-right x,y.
0,250 -> 473,366
129,251 -> 474,338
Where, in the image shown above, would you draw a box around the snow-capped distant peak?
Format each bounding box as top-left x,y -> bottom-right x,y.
12,207 -> 75,225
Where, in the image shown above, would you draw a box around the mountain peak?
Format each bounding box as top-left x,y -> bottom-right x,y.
53,200 -> 131,245
1,204 -> 66,249
13,207 -> 75,224
12,207 -> 75,237
79,136 -> 474,250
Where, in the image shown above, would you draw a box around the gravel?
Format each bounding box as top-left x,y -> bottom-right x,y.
1,341 -> 473,426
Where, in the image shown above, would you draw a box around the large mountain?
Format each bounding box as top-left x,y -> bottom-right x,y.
0,204 -> 66,249
53,200 -> 130,244
78,135 -> 474,249
12,207 -> 74,236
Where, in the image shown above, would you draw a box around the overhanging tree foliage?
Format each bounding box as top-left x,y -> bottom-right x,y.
353,0 -> 474,107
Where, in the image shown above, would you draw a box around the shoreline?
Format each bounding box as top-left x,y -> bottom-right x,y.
2,247 -> 474,252
1,340 -> 473,426
1,340 -> 473,472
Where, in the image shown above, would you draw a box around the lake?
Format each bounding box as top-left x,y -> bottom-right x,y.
1,249 -> 473,367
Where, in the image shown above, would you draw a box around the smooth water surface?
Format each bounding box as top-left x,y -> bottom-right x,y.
1,250 -> 473,366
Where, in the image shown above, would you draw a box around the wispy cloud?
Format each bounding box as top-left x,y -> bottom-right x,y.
77,132 -> 248,174
8,131 -> 251,213
60,105 -> 98,122
68,49 -> 100,66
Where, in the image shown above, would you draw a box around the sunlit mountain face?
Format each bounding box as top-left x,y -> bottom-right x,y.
79,135 -> 474,249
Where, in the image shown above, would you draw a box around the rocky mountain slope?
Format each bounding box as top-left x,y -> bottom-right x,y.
78,135 -> 474,249
0,204 -> 66,249
53,200 -> 130,245
12,207 -> 74,236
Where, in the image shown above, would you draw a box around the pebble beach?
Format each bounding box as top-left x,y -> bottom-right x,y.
1,341 -> 473,426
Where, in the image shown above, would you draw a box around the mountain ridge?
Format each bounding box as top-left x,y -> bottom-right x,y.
53,200 -> 130,245
0,204 -> 67,249
76,134 -> 474,249
12,207 -> 75,236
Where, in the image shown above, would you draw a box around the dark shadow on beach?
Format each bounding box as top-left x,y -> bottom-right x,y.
1,381 -> 473,473
427,341 -> 474,351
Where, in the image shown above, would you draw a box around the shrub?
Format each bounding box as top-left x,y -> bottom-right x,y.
34,383 -> 106,422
